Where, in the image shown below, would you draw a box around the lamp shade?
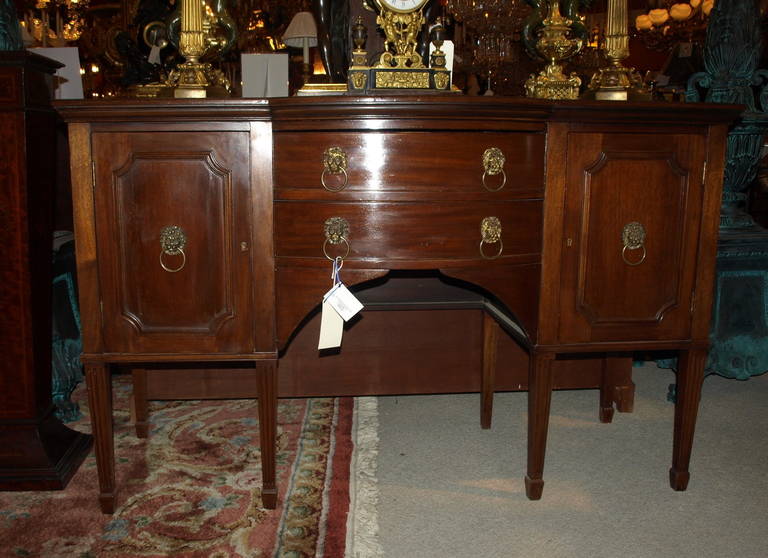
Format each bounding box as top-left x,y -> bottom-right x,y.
282,11 -> 318,48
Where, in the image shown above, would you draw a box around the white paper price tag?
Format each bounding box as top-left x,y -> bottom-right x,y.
325,283 -> 364,322
318,299 -> 344,350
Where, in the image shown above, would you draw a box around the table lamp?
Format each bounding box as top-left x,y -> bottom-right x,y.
282,11 -> 318,87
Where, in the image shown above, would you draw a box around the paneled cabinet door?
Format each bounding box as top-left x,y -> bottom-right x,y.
558,131 -> 707,344
92,131 -> 254,354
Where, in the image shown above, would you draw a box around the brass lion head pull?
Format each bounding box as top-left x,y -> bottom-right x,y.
482,147 -> 507,192
621,222 -> 646,266
159,225 -> 187,273
323,217 -> 351,260
322,147 -> 349,192
479,216 -> 503,260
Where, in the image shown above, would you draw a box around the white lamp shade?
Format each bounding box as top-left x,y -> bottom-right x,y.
282,11 -> 318,48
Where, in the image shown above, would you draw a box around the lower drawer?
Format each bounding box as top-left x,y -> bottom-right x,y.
274,201 -> 543,262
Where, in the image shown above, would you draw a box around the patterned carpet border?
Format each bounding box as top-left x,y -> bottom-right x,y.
0,376 -> 357,558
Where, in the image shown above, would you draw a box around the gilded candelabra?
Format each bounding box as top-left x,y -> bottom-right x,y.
166,0 -> 231,98
524,1 -> 583,99
583,0 -> 649,100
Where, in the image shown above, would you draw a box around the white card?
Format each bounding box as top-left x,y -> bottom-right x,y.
318,299 -> 344,350
325,283 -> 364,322
148,45 -> 162,65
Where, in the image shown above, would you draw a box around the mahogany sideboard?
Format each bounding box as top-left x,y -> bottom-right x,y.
56,96 -> 739,513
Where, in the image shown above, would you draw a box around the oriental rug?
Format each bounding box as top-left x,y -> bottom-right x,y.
0,375 -> 380,558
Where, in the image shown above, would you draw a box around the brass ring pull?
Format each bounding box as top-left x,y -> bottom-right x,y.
322,237 -> 350,261
622,244 -> 647,266
323,216 -> 351,261
160,249 -> 186,273
321,147 -> 349,192
159,225 -> 187,273
481,147 -> 507,192
621,222 -> 647,266
479,216 -> 503,260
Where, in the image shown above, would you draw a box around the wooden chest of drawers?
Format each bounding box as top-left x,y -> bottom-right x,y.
58,96 -> 739,512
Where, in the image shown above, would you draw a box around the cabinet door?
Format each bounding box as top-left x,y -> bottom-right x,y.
92,131 -> 254,354
558,132 -> 706,343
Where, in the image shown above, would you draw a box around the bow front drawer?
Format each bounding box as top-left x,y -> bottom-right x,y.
274,200 -> 543,264
273,131 -> 544,200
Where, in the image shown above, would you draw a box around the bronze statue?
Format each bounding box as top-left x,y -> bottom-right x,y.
314,0 -> 350,82
0,0 -> 22,51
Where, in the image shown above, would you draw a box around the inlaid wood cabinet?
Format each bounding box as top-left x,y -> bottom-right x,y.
57,97 -> 738,513
0,52 -> 92,491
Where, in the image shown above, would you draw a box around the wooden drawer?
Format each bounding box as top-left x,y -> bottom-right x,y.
273,131 -> 544,200
275,201 -> 542,264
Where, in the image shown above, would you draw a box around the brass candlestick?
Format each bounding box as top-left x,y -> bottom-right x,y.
166,0 -> 230,98
583,0 -> 649,101
525,1 -> 583,100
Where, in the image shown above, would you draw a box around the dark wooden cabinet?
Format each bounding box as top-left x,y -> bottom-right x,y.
57,96 -> 738,513
0,52 -> 91,490
557,130 -> 707,343
91,130 -> 258,354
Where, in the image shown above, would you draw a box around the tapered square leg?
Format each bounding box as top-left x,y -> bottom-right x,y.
481,312 -> 498,430
257,359 -> 278,509
131,368 -> 149,438
85,363 -> 115,513
526,351 -> 554,500
669,348 -> 706,491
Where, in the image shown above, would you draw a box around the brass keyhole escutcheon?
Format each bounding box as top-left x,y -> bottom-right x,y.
321,147 -> 349,192
479,216 -> 503,260
481,147 -> 507,192
621,221 -> 647,266
159,225 -> 187,273
323,217 -> 351,260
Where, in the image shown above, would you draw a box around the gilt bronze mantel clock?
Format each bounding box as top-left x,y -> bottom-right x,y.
348,0 -> 451,93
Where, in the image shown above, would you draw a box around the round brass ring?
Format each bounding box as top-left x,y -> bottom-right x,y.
160,248 -> 186,273
481,169 -> 507,192
322,237 -> 350,261
479,239 -> 503,260
321,168 -> 349,192
622,245 -> 646,266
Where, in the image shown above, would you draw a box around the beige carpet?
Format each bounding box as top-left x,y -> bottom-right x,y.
370,364 -> 768,558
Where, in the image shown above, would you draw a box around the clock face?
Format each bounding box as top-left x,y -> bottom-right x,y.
378,0 -> 429,13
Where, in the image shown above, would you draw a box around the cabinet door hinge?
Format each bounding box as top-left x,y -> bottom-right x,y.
91,161 -> 96,190
701,161 -> 707,185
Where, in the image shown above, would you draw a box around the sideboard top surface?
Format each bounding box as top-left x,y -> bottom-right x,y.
54,96 -> 743,129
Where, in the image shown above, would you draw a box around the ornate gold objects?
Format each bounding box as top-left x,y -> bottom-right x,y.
159,225 -> 187,273
166,0 -> 231,98
621,221 -> 647,266
323,217 -> 351,260
482,147 -> 507,192
348,16 -> 370,93
524,1 -> 584,100
480,216 -> 504,260
321,147 -> 349,191
583,0 -> 650,101
348,0 -> 451,93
